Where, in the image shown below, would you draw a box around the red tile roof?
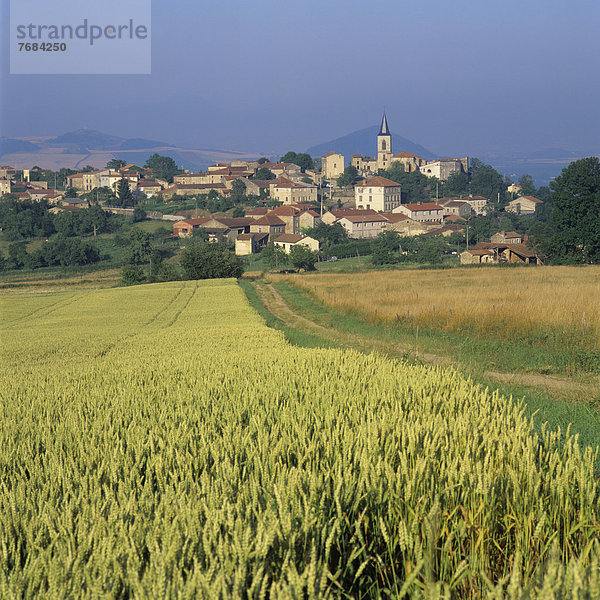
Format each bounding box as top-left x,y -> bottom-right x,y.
357,176 -> 402,188
274,234 -> 307,243
402,203 -> 444,211
328,208 -> 380,217
252,214 -> 286,226
270,205 -> 301,216
392,152 -> 423,159
381,212 -> 409,223
339,214 -> 389,223
177,218 -> 211,227
517,196 -> 543,203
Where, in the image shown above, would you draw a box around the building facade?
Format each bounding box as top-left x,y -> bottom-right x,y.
321,152 -> 345,181
354,176 -> 402,212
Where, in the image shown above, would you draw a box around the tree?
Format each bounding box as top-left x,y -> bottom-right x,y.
107,159 -> 126,170
144,154 -> 181,183
64,187 -> 79,198
123,229 -> 152,264
469,158 -> 485,175
378,163 -> 432,203
371,230 -> 402,265
253,167 -> 275,181
7,242 -> 28,269
121,264 -> 146,285
180,242 -> 244,279
116,179 -> 134,208
191,227 -> 209,242
288,245 -> 318,271
441,171 -> 469,197
261,242 -> 289,270
302,222 -> 348,248
469,163 -> 507,203
231,179 -> 246,201
518,174 -> 537,197
133,207 -> 147,222
337,165 -> 359,188
418,236 -> 447,264
546,157 -> 600,263
280,151 -> 314,172
257,157 -> 269,164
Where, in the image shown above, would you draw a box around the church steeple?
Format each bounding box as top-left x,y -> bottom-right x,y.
378,112 -> 390,136
377,111 -> 392,169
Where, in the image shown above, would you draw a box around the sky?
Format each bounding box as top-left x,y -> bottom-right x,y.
1,0 -> 599,158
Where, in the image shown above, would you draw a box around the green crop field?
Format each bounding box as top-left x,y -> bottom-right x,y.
1,280 -> 599,598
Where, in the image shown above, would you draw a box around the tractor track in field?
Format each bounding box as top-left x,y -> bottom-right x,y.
252,281 -> 599,399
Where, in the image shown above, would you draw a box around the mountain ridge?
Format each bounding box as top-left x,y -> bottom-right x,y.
306,126 -> 436,162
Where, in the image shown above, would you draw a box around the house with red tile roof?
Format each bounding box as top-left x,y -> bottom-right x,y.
506,196 -> 543,215
172,217 -> 212,237
274,233 -> 320,253
354,176 -> 402,212
249,214 -> 286,241
321,151 -> 345,181
271,178 -> 317,206
337,213 -> 389,239
394,203 -> 445,223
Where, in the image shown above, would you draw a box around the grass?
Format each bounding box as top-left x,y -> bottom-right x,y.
244,278 -> 600,459
239,279 -> 339,349
274,265 -> 600,354
0,266 -> 121,291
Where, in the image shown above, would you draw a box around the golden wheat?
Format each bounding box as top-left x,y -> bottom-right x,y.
274,266 -> 600,349
0,279 -> 598,598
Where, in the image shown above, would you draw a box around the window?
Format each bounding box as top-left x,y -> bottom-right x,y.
382,140 -> 386,150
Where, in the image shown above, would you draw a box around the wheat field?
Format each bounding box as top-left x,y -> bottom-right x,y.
0,279 -> 599,598
275,266 -> 600,349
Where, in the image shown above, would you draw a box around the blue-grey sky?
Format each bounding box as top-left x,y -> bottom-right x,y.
1,0 -> 599,157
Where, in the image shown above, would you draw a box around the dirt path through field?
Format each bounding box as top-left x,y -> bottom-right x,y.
253,281 -> 599,398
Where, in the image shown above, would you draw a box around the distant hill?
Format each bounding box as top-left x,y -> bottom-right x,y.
0,138 -> 39,154
0,129 -> 261,172
306,126 -> 435,162
119,138 -> 175,150
50,129 -> 126,150
527,148 -> 581,160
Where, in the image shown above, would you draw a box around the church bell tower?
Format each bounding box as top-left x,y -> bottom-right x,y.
377,112 -> 392,170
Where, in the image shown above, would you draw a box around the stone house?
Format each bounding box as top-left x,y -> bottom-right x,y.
439,198 -> 471,218
491,231 -> 522,244
246,207 -> 270,219
389,152 -> 427,173
137,179 -> 164,197
354,176 -> 402,212
394,203 -> 444,222
173,217 -> 212,237
351,154 -> 378,175
338,214 -> 389,238
419,158 -> 469,181
0,178 -> 12,195
380,212 -> 429,236
249,214 -> 286,241
274,234 -> 320,253
269,205 -> 301,234
235,232 -> 269,255
506,196 -> 543,215
271,178 -> 318,206
321,152 -> 345,181
299,210 -> 321,230
321,208 -> 380,225
460,248 -> 497,264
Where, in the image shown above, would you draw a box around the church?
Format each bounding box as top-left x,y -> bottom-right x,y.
352,113 -> 466,180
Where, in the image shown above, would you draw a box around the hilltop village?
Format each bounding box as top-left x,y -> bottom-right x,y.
0,114 -> 546,270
